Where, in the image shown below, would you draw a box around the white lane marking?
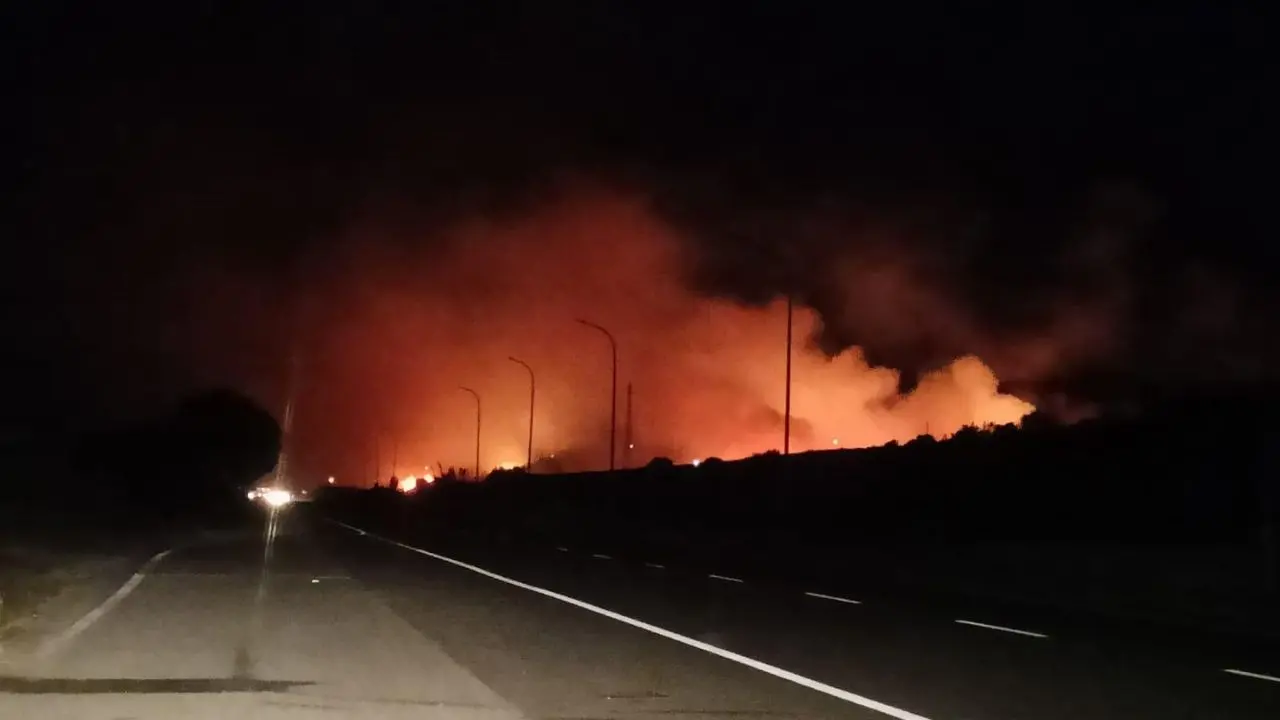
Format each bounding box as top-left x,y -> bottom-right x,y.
804,591 -> 862,605
708,573 -> 745,583
591,553 -> 612,560
555,547 -> 569,552
36,548 -> 174,659
1223,668 -> 1280,684
645,562 -> 666,570
954,619 -> 1049,639
332,521 -> 932,720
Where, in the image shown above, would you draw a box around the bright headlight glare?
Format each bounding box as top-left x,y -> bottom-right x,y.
263,489 -> 293,507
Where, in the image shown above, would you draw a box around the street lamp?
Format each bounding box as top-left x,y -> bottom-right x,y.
458,386 -> 481,480
508,356 -> 535,470
576,318 -> 618,471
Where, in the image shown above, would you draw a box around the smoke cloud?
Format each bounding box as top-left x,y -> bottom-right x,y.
295,184 -> 1033,482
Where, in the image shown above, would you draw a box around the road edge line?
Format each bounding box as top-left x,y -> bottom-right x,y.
34,548 -> 174,660
331,520 -> 933,720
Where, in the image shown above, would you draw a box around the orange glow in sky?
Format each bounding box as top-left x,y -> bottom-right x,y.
301,186 -> 1037,479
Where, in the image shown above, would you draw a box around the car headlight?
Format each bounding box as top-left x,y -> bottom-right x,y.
263,489 -> 293,507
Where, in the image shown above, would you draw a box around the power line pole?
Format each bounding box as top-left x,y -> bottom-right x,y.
275,351 -> 300,487
624,382 -> 633,469
784,294 -> 793,455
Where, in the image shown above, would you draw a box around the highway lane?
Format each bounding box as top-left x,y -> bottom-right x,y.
314,517 -> 914,719
334,518 -> 1280,720
0,507 -> 908,719
1,508 -> 529,719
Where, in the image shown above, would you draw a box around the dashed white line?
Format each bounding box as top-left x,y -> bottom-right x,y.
804,591 -> 862,605
1223,668 -> 1280,684
954,619 -> 1049,639
591,553 -> 612,560
332,521 -> 933,720
555,547 -> 569,552
708,573 -> 745,583
645,562 -> 666,569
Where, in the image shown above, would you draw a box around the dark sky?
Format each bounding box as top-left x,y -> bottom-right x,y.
4,3 -> 1275,468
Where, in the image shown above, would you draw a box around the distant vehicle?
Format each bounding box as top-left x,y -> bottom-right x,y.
246,486 -> 294,508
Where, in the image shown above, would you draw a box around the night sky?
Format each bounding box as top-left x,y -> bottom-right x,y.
5,3 -> 1274,479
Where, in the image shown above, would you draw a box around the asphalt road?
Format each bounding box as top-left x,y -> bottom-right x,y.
3,505 -> 1279,719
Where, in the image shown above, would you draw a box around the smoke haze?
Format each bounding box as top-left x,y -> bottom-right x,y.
289,185 -> 1032,481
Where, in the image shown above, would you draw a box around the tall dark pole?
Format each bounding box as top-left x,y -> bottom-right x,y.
508,357 -> 535,470
274,351 -> 300,487
576,319 -> 617,471
784,294 -> 793,455
624,382 -> 633,469
459,387 -> 481,480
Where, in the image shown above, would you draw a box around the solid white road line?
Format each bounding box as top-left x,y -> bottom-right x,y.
645,562 -> 666,569
954,619 -> 1049,639
1223,668 -> 1280,684
804,591 -> 862,605
708,573 -> 745,583
591,553 -> 612,560
35,548 -> 174,659
332,521 -> 933,720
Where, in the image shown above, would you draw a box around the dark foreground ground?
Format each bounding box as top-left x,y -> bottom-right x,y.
1,503 -> 1278,719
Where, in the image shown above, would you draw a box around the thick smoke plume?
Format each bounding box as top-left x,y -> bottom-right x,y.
298,186 -> 1033,481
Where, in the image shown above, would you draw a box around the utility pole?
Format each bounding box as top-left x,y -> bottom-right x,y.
275,351 -> 300,487
624,382 -> 633,468
784,294 -> 793,455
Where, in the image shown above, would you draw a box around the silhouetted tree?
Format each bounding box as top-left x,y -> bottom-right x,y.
169,388 -> 281,489
646,457 -> 675,471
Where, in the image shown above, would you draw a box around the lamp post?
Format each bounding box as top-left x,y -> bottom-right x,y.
576,318 -> 618,471
458,386 -> 481,480
508,357 -> 535,470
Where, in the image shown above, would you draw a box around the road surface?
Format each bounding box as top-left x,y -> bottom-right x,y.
2,505 -> 1278,719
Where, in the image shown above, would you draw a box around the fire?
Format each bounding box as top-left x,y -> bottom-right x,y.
308,188 -> 1038,476
398,475 -> 418,493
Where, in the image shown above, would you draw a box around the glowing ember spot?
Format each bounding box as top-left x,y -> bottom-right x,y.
423,472 -> 436,485
691,458 -> 702,467
398,475 -> 418,492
